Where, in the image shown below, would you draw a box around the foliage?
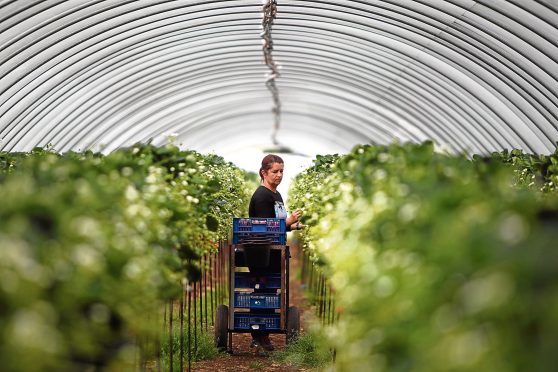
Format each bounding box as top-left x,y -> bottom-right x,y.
271,330 -> 333,369
288,154 -> 339,267
289,142 -> 558,372
160,324 -> 218,371
0,144 -> 249,371
478,146 -> 558,192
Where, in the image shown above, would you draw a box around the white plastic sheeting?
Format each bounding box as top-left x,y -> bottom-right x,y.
0,0 -> 557,156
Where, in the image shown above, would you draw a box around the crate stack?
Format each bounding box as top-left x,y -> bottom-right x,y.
231,218 -> 286,331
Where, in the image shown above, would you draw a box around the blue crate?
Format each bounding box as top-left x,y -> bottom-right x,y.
232,218 -> 286,245
234,292 -> 281,309
233,218 -> 286,233
234,272 -> 281,290
234,313 -> 281,330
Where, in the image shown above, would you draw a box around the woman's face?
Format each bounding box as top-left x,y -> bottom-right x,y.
263,162 -> 284,188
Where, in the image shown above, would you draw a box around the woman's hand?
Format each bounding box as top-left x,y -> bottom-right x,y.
286,209 -> 302,226
290,221 -> 305,230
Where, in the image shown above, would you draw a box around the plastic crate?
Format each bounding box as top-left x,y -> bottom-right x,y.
234,292 -> 281,309
234,272 -> 281,290
234,313 -> 281,330
233,218 -> 286,233
232,218 -> 286,245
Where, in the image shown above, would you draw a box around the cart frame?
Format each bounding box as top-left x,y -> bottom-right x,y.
215,243 -> 299,353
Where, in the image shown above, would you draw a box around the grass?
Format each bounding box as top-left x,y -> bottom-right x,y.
160,324 -> 219,371
271,331 -> 333,370
248,360 -> 266,370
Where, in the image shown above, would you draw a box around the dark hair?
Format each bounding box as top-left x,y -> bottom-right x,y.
259,154 -> 284,182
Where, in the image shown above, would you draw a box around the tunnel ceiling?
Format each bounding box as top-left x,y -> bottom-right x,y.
0,0 -> 557,158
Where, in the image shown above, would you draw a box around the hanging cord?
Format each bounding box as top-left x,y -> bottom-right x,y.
261,0 -> 281,145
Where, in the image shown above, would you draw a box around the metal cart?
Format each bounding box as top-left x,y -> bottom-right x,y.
214,218 -> 300,353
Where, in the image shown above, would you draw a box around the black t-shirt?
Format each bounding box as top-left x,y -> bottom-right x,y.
249,185 -> 287,219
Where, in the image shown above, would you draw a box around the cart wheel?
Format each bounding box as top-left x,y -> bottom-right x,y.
215,304 -> 228,351
287,306 -> 300,344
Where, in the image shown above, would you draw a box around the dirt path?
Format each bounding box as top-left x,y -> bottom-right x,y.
193,241 -> 312,371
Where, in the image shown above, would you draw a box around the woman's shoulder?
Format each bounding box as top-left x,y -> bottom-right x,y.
251,185 -> 280,201
254,185 -> 274,195
251,185 -> 269,199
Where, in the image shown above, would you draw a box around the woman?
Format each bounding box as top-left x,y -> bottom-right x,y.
249,154 -> 304,230
247,154 -> 304,351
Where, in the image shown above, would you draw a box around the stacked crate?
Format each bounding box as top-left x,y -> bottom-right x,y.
231,218 -> 286,331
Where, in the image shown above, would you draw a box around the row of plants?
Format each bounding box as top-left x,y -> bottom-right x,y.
0,144 -> 252,371
484,147 -> 558,192
289,141 -> 558,371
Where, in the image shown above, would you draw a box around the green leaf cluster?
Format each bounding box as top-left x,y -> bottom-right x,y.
0,144 -> 250,371
289,142 -> 558,372
478,145 -> 558,192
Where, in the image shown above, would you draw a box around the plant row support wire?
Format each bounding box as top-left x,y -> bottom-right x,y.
138,240 -> 231,371
301,249 -> 337,326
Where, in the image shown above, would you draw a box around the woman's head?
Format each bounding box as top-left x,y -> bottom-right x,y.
259,154 -> 284,186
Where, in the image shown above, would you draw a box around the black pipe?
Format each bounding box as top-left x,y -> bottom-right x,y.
204,255 -> 208,332
168,299 -> 173,372
188,286 -> 192,372
210,252 -> 215,326
157,304 -> 162,372
193,280 -> 198,356
180,290 -> 184,372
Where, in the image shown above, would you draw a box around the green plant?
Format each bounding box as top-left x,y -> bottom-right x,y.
160,325 -> 218,371
272,331 -> 333,369
248,361 -> 266,370
0,144 -> 250,371
289,142 -> 558,372
480,145 -> 558,192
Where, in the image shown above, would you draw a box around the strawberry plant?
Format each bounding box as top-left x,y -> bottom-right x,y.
289,142 -> 558,372
0,144 -> 250,370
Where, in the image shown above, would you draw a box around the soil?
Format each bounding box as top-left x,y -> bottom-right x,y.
192,241 -> 313,372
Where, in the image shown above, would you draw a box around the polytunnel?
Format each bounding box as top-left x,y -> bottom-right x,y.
3,2 -> 558,371
1,0 -> 557,162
